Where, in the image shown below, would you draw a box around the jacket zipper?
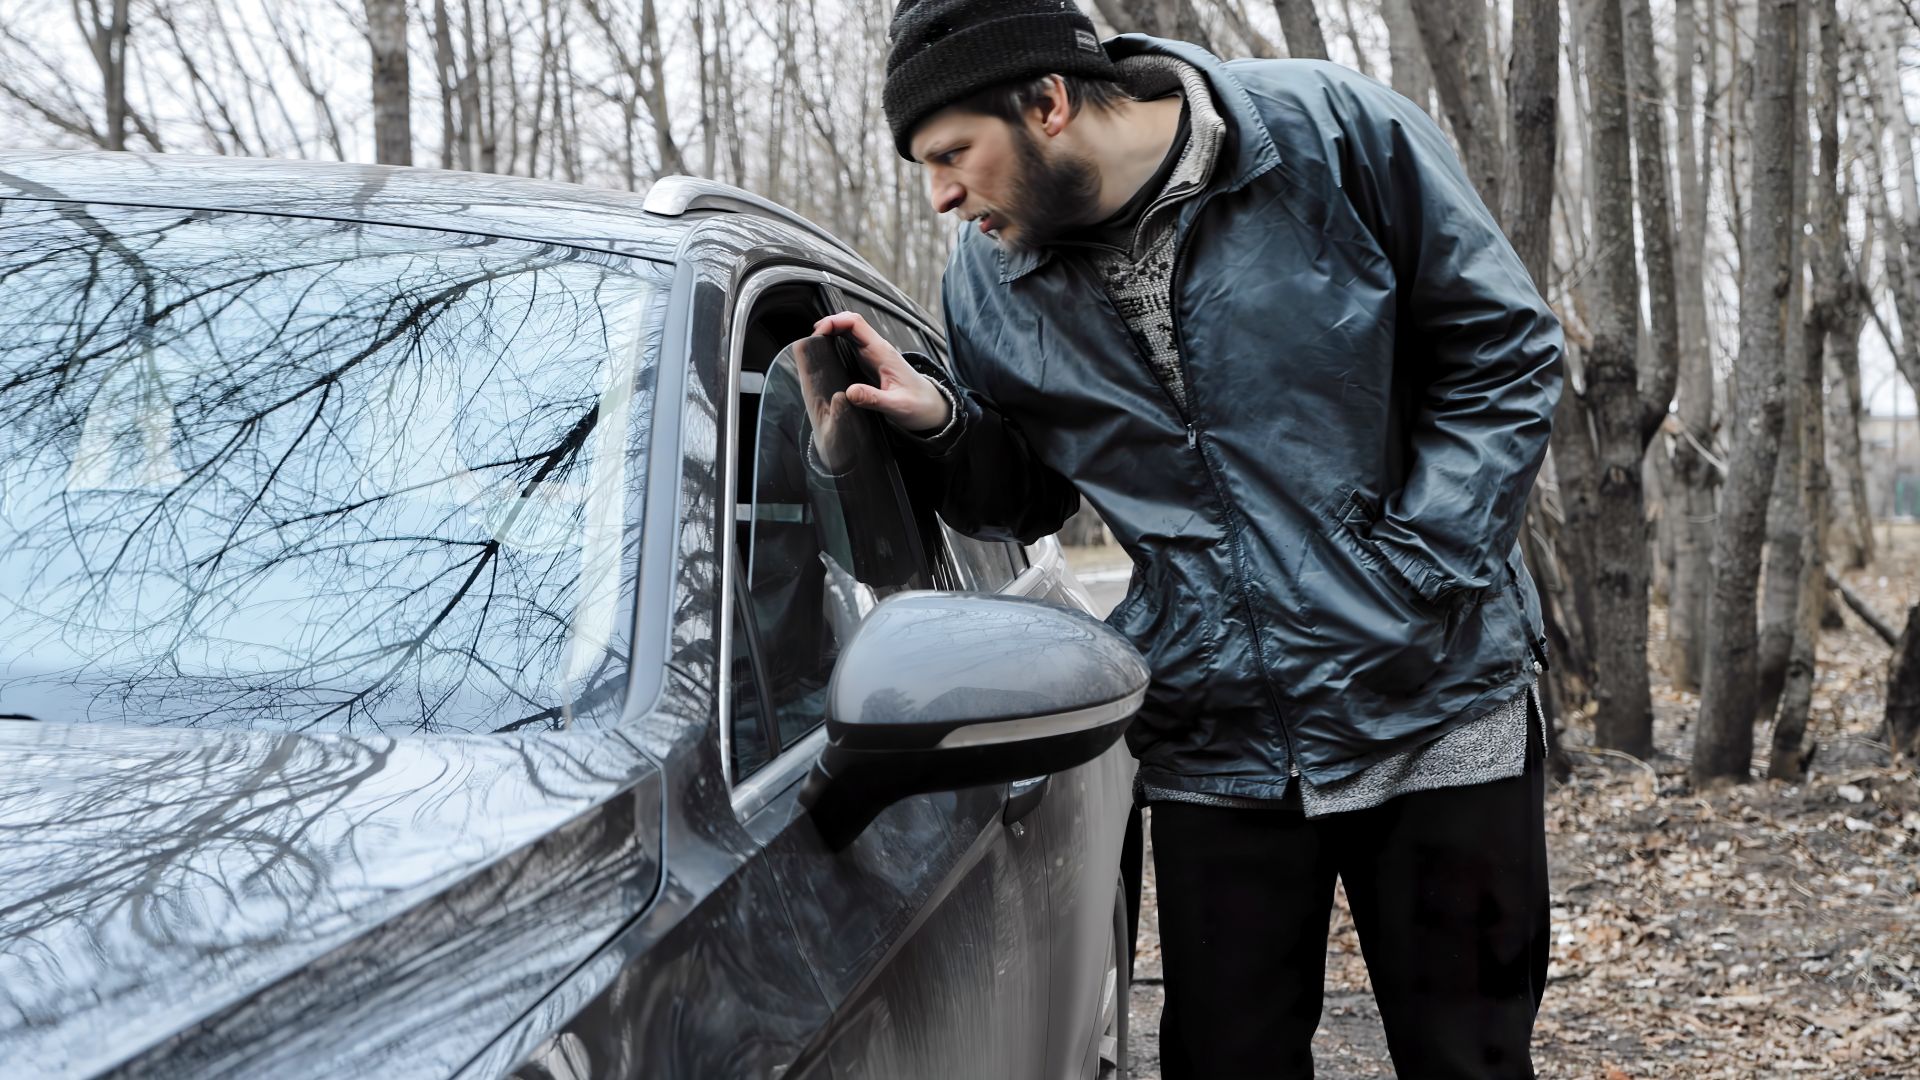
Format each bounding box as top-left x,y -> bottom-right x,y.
1161,196 -> 1303,777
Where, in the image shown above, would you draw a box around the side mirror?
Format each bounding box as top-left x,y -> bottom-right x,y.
798,592 -> 1147,850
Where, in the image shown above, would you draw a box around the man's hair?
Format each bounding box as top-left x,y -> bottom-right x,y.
949,73 -> 1133,127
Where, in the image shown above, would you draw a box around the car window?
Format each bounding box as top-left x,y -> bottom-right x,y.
942,526 -> 1028,591
0,201 -> 666,736
835,295 -> 1030,592
728,290 -> 939,782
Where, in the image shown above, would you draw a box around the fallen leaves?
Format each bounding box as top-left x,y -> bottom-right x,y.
1533,529 -> 1920,1078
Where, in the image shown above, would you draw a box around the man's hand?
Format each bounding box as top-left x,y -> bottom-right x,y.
812,312 -> 952,433
790,337 -> 858,473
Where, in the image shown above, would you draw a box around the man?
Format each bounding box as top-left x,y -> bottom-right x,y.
815,1 -> 1563,1075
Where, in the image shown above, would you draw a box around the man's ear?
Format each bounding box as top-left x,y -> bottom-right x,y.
1032,73 -> 1073,139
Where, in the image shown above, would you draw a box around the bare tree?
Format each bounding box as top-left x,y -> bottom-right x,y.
1411,0 -> 1505,210
1093,0 -> 1215,51
1383,0 -> 1436,115
1565,0 -> 1671,757
1695,0 -> 1804,786
1889,604 -> 1920,760
1273,0 -> 1329,60
87,0 -> 135,151
1756,0 -> 1814,727
362,0 -> 411,165
1666,0 -> 1720,690
1504,0 -> 1557,287
1774,0 -> 1858,778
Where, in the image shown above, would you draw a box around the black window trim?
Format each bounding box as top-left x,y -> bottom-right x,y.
722,266 -> 1051,821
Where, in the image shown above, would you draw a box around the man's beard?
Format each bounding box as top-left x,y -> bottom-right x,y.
994,126 -> 1102,254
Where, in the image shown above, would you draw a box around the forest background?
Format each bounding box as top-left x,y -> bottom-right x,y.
6,0 -> 1920,1073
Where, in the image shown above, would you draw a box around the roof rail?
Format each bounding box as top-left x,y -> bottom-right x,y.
643,175 -> 863,261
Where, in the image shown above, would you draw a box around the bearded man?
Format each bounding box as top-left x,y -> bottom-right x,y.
814,2 -> 1564,1075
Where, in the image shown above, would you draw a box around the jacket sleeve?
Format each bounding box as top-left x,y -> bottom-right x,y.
1325,70 -> 1564,607
888,335 -> 1081,546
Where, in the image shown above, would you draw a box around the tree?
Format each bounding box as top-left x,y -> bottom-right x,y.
1091,0 -> 1216,52
1273,0 -> 1328,60
362,0 -> 411,165
1504,0 -> 1557,288
1666,0 -> 1720,690
1411,0 -> 1504,210
1774,0 -> 1857,780
1382,0 -> 1435,115
1564,0 -> 1675,758
1695,0 -> 1804,786
1756,0 -> 1814,726
1889,605 -> 1920,760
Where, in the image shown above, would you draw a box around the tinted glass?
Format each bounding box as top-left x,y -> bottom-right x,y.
839,301 -> 1031,593
945,526 -> 1027,591
0,201 -> 665,735
733,336 -> 935,769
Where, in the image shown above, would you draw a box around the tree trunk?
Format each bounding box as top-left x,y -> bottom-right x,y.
1668,0 -> 1719,690
1868,7 -> 1920,397
1574,0 -> 1664,758
1095,0 -> 1213,51
1410,0 -> 1504,210
81,0 -> 134,150
1888,601 -> 1920,760
1623,0 -> 1683,639
1273,0 -> 1329,60
1695,0 -> 1803,786
1334,0 -> 1375,76
433,0 -> 457,169
1826,284 -> 1872,569
363,0 -> 412,165
1383,0 -> 1436,115
1772,316 -> 1829,781
1647,446 -> 1675,607
1774,0 -> 1850,780
1503,0 -> 1557,288
1756,0 -> 1813,727
639,0 -> 687,177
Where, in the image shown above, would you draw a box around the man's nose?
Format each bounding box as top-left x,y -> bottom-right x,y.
929,175 -> 964,216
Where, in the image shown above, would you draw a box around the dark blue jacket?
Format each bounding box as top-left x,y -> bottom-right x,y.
910,37 -> 1563,798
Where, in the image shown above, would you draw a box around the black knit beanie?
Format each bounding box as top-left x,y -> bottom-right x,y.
884,0 -> 1122,160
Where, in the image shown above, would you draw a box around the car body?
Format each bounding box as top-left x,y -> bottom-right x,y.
0,151 -> 1138,1079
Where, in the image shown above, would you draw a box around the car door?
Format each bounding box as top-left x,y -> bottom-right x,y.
716,269 -> 1054,1079
901,319 -> 1137,1079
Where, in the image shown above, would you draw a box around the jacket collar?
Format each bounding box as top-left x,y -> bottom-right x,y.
995,34 -> 1284,284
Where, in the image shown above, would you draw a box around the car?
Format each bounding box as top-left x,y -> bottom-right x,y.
0,151 -> 1143,1080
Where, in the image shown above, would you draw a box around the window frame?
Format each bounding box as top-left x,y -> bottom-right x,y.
719,268 -> 1048,820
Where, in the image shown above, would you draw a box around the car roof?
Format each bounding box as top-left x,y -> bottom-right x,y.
0,149 -> 943,334
0,150 -> 836,265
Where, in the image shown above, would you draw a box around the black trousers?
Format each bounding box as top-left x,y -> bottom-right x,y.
1150,728 -> 1549,1079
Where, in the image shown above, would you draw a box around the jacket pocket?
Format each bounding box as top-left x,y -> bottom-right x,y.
1319,490 -> 1454,697
1104,555 -> 1221,702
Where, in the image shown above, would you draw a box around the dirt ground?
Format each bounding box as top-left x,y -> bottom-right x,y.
1066,528 -> 1920,1079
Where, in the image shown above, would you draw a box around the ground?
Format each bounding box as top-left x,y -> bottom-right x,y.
1064,528 -> 1920,1079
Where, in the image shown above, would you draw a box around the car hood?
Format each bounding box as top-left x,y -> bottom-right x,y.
0,718 -> 663,1077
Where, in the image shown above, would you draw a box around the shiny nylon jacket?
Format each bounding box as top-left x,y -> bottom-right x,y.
908,36 -> 1564,799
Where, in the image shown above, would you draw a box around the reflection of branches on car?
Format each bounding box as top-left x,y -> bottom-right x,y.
0,204 -> 660,737
0,722 -> 640,1028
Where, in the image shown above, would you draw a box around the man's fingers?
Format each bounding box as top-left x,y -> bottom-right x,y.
813,313 -> 900,367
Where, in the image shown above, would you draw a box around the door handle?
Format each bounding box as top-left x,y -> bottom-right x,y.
1004,775 -> 1050,825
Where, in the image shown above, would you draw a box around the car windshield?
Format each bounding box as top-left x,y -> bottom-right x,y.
0,200 -> 665,736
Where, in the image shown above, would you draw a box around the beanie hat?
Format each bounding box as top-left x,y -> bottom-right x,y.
884,0 -> 1122,160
